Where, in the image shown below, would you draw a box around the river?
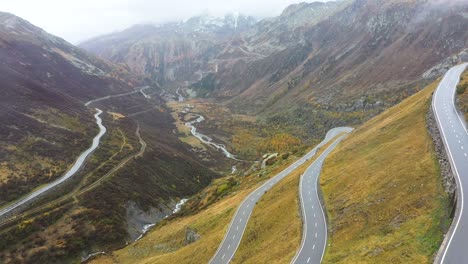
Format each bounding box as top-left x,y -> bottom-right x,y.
177,89 -> 237,161
185,115 -> 237,160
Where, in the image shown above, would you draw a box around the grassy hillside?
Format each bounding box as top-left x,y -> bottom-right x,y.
88,141 -> 332,264
87,79 -> 451,264
232,137 -> 339,264
320,81 -> 449,263
456,69 -> 468,120
0,93 -> 219,263
231,164 -> 302,264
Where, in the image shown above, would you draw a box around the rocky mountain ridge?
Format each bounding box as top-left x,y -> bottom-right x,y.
0,11 -> 219,263
80,13 -> 257,84
81,0 -> 468,116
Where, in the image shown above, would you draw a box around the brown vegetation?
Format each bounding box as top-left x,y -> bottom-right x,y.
321,81 -> 449,263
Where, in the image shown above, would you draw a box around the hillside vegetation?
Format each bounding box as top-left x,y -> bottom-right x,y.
456,69 -> 468,120
320,81 -> 449,263
88,141 -> 334,264
232,137 -> 340,264
89,80 -> 451,264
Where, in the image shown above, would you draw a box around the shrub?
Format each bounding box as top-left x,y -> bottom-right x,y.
216,183 -> 229,195
457,83 -> 467,94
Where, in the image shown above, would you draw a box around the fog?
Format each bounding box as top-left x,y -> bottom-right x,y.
1,0 -> 333,44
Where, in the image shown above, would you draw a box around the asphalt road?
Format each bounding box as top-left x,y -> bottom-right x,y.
0,88 -> 150,218
0,109 -> 106,217
291,129 -> 352,264
433,63 -> 468,264
210,127 -> 352,264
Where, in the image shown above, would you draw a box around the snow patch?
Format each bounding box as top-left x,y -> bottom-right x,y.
52,48 -> 106,76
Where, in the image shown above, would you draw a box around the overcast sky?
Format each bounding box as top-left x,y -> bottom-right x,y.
1,0 -> 331,44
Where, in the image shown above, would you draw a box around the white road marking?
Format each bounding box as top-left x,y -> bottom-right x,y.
236,226 -> 239,231
228,244 -> 231,249
433,63 -> 468,264
315,232 -> 318,238
222,254 -> 225,260
315,222 -> 317,227
313,244 -> 316,250
233,235 -> 236,239
307,257 -> 311,263
314,213 -> 316,218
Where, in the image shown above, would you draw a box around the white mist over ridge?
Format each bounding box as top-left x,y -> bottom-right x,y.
0,0 -> 336,44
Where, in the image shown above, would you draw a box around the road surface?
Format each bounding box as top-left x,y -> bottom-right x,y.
0,88 -> 151,218
0,109 -> 106,217
433,63 -> 468,264
291,129 -> 352,264
210,127 -> 352,264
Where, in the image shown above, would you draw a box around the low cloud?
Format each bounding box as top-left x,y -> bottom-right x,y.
1,0 -> 333,44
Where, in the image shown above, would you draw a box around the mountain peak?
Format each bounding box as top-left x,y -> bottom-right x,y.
280,2 -> 325,17
0,11 -> 36,32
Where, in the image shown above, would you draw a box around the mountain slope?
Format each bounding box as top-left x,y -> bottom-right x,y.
203,0 -> 468,113
0,11 -> 140,206
80,0 -> 468,157
0,12 -> 220,263
80,14 -> 257,84
87,76 -> 450,264
320,79 -> 449,263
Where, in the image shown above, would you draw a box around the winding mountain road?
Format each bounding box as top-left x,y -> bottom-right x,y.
291,128 -> 352,264
210,127 -> 352,264
0,109 -> 106,218
0,87 -> 150,219
433,63 -> 468,264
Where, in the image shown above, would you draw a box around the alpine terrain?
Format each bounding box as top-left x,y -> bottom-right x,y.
0,0 -> 467,263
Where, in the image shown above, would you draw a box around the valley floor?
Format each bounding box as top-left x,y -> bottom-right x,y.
90,79 -> 450,264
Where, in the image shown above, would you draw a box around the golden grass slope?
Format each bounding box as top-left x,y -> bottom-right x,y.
456,70 -> 468,120
320,81 -> 449,263
232,137 -> 340,264
89,147 -> 318,264
91,80 -> 449,264
231,167 -> 302,264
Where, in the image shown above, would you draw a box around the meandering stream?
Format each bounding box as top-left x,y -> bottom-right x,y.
176,88 -> 237,160
185,115 -> 237,160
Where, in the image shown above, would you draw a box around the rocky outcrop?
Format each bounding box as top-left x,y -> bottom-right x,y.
79,14 -> 256,84
423,49 -> 468,79
261,153 -> 278,169
185,227 -> 201,244
190,0 -> 468,115
426,106 -> 456,213
81,0 -> 468,117
126,200 -> 176,241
